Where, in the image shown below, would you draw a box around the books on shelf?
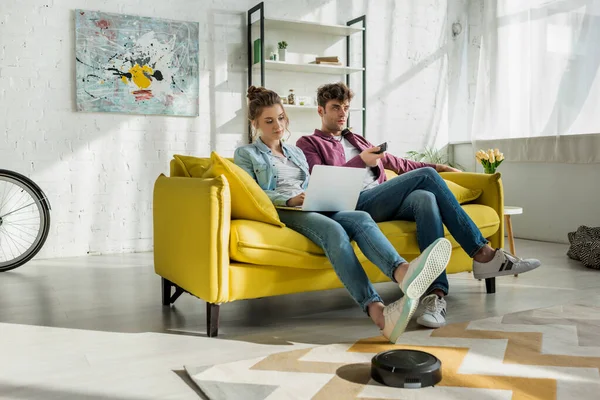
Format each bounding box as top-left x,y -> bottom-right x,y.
316,56 -> 339,62
309,56 -> 342,66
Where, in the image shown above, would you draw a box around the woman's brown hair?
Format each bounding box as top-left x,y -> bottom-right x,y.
247,86 -> 290,141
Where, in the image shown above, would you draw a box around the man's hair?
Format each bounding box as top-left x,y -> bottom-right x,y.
316,82 -> 354,108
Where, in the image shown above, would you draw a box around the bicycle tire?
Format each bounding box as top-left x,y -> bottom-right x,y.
0,169 -> 51,272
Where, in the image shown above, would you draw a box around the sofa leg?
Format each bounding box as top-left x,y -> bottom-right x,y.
485,277 -> 496,294
162,278 -> 172,305
162,277 -> 184,305
207,303 -> 220,337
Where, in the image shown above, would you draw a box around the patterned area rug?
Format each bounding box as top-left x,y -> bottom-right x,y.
186,304 -> 600,399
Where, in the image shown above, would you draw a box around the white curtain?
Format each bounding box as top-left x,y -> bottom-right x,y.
470,0 -> 600,163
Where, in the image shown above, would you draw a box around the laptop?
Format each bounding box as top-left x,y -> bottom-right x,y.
276,164 -> 367,212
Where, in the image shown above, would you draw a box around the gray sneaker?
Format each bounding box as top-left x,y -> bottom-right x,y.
473,249 -> 541,279
416,294 -> 447,328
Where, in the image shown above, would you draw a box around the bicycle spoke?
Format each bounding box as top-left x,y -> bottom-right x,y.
1,187 -> 30,219
3,222 -> 37,239
0,182 -> 14,215
9,191 -> 31,217
3,221 -> 40,232
1,224 -> 31,247
0,187 -> 24,216
0,200 -> 39,219
8,216 -> 40,223
0,237 -> 8,262
0,222 -> 35,263
0,226 -> 18,261
2,209 -> 40,219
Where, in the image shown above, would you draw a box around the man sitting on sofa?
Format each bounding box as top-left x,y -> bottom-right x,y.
295,82 -> 542,329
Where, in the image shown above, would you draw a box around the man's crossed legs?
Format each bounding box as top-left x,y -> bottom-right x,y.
356,167 -> 541,328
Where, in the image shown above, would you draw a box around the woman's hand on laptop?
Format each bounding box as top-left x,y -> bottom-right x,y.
360,147 -> 385,167
286,193 -> 305,207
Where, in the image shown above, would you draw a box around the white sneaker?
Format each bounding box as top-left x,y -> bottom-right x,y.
472,248 -> 541,279
381,238 -> 452,344
381,296 -> 418,344
416,294 -> 447,328
400,238 -> 452,299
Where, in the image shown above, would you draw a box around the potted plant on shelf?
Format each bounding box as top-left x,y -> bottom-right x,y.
278,41 -> 288,62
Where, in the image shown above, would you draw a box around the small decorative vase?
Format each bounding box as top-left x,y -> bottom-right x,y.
278,48 -> 287,62
483,165 -> 496,174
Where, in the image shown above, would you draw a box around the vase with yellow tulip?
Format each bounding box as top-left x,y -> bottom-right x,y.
475,148 -> 504,174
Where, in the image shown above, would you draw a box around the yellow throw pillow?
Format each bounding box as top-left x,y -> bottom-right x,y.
444,180 -> 482,204
202,152 -> 285,227
173,154 -> 213,177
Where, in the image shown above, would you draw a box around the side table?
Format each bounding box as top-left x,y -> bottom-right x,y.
504,206 -> 523,277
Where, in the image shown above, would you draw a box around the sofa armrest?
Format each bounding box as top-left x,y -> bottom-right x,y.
440,172 -> 504,250
153,174 -> 231,304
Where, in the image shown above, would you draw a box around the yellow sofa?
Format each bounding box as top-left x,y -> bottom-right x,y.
153,156 -> 504,337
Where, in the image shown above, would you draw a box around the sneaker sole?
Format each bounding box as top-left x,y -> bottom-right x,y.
472,263 -> 541,280
404,238 -> 452,299
388,297 -> 419,343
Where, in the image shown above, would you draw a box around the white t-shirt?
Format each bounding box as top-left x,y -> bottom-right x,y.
335,136 -> 379,191
272,154 -> 305,198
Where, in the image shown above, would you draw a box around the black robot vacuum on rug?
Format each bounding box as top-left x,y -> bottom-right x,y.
371,349 -> 442,389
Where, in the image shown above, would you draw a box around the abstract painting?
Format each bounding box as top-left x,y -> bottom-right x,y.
75,10 -> 199,116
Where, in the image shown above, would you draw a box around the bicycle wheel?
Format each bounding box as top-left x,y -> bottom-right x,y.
0,169 -> 51,272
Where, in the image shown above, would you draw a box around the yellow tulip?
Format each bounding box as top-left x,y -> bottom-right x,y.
497,153 -> 504,161
488,150 -> 495,163
482,152 -> 489,160
494,148 -> 501,157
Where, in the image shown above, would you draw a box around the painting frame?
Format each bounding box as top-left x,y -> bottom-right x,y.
75,9 -> 200,117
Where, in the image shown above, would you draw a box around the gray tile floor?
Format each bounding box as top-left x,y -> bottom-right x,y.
1,239 -> 598,399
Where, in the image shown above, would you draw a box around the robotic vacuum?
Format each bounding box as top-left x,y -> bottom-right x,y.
371,349 -> 442,389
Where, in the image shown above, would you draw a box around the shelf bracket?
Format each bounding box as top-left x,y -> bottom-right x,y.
346,15 -> 367,137
247,2 -> 265,143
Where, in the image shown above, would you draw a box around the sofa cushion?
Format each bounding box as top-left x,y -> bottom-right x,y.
230,220 -> 331,269
384,170 -> 482,204
376,204 -> 500,254
443,180 -> 482,204
200,152 -> 285,228
173,154 -> 214,177
230,204 -> 500,268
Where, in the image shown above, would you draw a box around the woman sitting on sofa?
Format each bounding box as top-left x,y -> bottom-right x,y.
234,86 -> 452,344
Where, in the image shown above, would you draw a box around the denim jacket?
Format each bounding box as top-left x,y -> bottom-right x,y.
233,138 -> 310,206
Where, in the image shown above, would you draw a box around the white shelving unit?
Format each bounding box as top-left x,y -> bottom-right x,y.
247,2 -> 367,142
252,60 -> 364,75
252,18 -> 364,36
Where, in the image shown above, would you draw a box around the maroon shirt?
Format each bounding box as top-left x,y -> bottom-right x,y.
295,129 -> 437,184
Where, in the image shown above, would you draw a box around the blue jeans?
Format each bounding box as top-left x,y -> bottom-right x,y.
356,167 -> 489,296
277,209 -> 406,312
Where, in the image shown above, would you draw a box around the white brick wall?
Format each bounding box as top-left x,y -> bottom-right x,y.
1,0 -> 251,258
1,0 -> 450,259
